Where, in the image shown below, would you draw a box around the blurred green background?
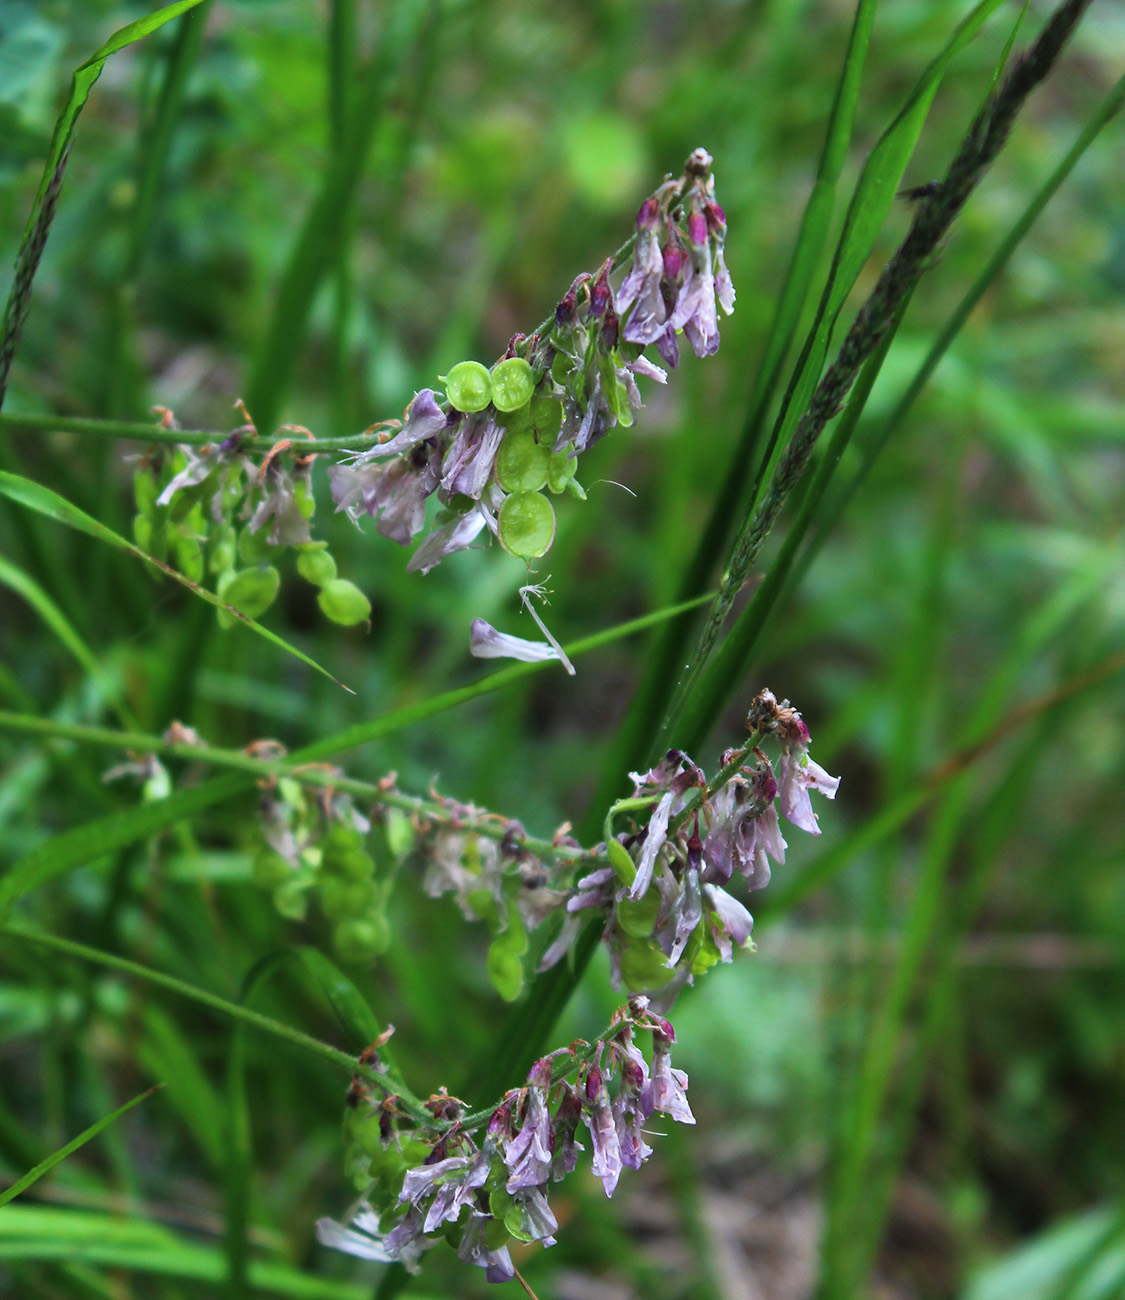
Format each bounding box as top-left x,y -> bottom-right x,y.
1,1 -> 1124,1297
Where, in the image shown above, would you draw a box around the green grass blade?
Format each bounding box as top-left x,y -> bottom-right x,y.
0,470 -> 351,692
0,593 -> 712,909
0,1084 -> 161,1208
0,772 -> 249,918
245,3 -> 438,433
801,65 -> 1125,579
0,552 -> 137,731
0,1206 -> 384,1298
579,0 -> 877,832
0,0 -> 206,410
1,924 -> 362,1076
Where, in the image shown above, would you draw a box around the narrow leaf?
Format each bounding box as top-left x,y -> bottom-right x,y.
0,1085 -> 162,1207
0,471 -> 350,691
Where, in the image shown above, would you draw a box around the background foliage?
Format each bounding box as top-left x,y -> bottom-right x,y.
1,1 -> 1123,1297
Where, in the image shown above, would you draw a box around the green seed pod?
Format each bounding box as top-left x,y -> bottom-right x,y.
294,477 -> 316,519
546,449 -> 576,496
209,523 -> 237,575
619,940 -> 675,993
691,929 -> 721,975
443,360 -> 492,413
134,469 -> 158,516
486,939 -> 524,1002
528,396 -> 563,442
273,878 -> 310,921
489,357 -> 535,412
320,876 -> 380,922
133,513 -> 152,552
237,525 -> 273,566
606,838 -> 637,887
617,891 -> 660,939
496,403 -> 531,435
173,534 -> 204,584
217,565 -> 281,619
498,491 -> 556,560
333,915 -> 390,964
495,429 -> 550,493
317,577 -> 372,626
251,848 -> 293,890
296,544 -> 337,587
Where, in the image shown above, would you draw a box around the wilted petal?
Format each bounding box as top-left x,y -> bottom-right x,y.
407,507 -> 487,574
458,1212 -> 514,1282
470,619 -> 562,665
630,791 -> 674,900
365,389 -> 449,458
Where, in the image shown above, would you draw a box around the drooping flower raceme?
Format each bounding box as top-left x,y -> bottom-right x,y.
556,688 -> 839,1000
318,998 -> 695,1284
325,148 -> 735,662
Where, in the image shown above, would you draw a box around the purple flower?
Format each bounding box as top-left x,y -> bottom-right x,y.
550,1084 -> 585,1180
776,750 -> 839,835
618,199 -> 668,345
406,505 -> 487,574
649,1026 -> 695,1126
512,1185 -> 559,1245
611,1038 -> 654,1170
582,1066 -> 623,1196
505,1059 -> 555,1193
363,389 -> 449,459
703,884 -> 754,962
669,209 -> 720,358
440,411 -> 504,498
457,1211 -> 515,1283
469,619 -> 564,666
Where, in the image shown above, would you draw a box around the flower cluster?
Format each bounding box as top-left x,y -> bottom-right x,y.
318,998 -> 694,1284
133,407 -> 372,626
328,148 -> 735,603
554,688 -> 839,1000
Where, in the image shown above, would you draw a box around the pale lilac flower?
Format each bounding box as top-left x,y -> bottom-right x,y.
618,198 -> 668,344
363,389 -> 449,459
505,1058 -> 555,1193
659,865 -> 703,968
669,210 -> 720,358
469,619 -> 563,666
776,750 -> 840,835
611,1037 -> 654,1170
440,411 -> 504,498
582,1066 -> 623,1196
630,790 -> 674,900
512,1185 -> 558,1245
316,1201 -> 429,1273
550,1084 -> 585,1180
457,1211 -> 515,1282
406,506 -> 487,574
649,1025 -> 695,1126
704,884 -> 754,962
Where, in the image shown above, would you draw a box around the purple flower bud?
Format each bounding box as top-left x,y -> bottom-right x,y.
687,209 -> 708,249
635,195 -> 660,231
590,259 -> 613,318
704,200 -> 726,234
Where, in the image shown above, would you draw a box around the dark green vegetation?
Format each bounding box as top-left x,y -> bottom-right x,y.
1,2 -> 1123,1297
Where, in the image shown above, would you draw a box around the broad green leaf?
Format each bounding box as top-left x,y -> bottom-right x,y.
0,1085 -> 160,1207
0,470 -> 350,691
